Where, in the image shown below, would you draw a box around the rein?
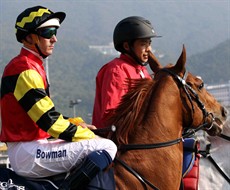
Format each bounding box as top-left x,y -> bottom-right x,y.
220,133 -> 230,141
118,122 -> 209,151
199,142 -> 230,184
115,158 -> 159,190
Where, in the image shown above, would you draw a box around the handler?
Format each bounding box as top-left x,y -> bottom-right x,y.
0,5 -> 117,188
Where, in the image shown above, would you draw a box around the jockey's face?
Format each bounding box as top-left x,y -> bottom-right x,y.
37,28 -> 58,57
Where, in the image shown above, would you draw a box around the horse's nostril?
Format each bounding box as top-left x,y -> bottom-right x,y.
222,107 -> 228,118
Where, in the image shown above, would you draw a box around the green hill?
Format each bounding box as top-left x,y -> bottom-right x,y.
187,39 -> 230,84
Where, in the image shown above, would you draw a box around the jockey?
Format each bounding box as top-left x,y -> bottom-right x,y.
92,16 -> 161,129
0,5 -> 117,188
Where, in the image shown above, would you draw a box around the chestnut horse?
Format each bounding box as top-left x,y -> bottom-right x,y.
108,46 -> 228,190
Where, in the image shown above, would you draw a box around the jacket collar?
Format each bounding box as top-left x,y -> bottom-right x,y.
21,47 -> 43,65
120,54 -> 145,69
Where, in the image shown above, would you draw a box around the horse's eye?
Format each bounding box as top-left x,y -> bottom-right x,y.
199,82 -> 204,90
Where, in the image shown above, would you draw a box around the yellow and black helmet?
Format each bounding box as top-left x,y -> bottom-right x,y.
15,6 -> 66,43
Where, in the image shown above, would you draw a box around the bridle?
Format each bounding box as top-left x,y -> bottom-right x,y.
115,68 -> 216,190
161,68 -> 215,130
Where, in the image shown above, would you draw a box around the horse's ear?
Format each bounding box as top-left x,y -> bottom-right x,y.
174,45 -> 186,73
148,51 -> 162,73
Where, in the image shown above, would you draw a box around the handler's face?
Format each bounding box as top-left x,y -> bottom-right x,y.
132,38 -> 152,63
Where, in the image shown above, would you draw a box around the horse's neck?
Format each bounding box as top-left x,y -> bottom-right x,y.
146,91 -> 183,139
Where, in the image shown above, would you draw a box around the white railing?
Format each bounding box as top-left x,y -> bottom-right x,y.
206,80 -> 230,107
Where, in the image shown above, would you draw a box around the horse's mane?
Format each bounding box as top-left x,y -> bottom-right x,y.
108,78 -> 155,144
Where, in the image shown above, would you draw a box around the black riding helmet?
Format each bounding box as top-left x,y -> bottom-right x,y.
15,5 -> 66,43
113,16 -> 160,65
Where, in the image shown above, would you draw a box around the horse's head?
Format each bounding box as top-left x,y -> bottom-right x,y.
184,73 -> 228,136
160,45 -> 228,136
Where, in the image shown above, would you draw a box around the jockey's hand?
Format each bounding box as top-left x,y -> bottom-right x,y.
79,122 -> 97,130
68,117 -> 97,130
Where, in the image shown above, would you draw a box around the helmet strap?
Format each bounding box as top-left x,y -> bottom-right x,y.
23,34 -> 48,59
32,34 -> 48,59
35,44 -> 48,59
